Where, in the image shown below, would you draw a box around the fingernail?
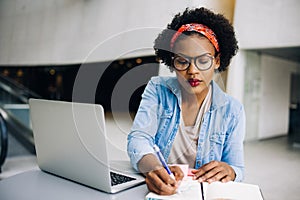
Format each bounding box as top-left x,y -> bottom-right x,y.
198,178 -> 203,182
208,179 -> 214,183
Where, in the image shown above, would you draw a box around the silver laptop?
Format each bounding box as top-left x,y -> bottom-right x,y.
29,98 -> 145,193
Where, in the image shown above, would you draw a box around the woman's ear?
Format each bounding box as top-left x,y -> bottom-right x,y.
214,54 -> 221,70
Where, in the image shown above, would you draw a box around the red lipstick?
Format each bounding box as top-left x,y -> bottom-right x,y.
188,79 -> 201,87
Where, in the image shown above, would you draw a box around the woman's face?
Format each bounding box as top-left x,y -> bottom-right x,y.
173,34 -> 220,96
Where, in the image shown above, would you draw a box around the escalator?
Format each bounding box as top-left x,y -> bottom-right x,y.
0,74 -> 40,172
0,114 -> 8,173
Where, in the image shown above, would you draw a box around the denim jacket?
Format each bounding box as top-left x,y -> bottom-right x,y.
127,76 -> 245,182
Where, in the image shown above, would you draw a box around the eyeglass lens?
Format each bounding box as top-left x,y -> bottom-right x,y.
173,54 -> 213,71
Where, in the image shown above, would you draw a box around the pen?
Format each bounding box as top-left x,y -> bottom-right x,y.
153,144 -> 175,180
200,182 -> 205,200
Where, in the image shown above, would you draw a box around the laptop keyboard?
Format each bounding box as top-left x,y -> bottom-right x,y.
110,171 -> 136,186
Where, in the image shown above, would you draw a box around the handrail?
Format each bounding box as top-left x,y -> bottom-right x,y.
0,74 -> 41,104
0,106 -> 35,155
0,81 -> 28,103
0,112 -> 8,173
0,75 -> 37,167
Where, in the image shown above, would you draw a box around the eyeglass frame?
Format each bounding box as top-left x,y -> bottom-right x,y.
172,53 -> 215,71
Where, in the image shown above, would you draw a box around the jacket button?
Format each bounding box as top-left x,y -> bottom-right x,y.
197,160 -> 202,166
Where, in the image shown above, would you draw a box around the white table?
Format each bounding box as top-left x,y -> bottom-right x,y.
0,170 -> 148,200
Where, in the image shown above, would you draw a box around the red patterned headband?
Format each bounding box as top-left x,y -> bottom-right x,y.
170,23 -> 220,52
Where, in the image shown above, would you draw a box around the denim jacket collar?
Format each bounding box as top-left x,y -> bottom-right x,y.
165,77 -> 228,112
210,81 -> 228,112
166,77 -> 182,108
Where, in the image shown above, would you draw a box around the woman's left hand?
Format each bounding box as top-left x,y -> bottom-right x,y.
191,160 -> 236,183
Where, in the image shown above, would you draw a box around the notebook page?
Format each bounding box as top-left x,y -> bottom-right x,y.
145,178 -> 202,200
206,181 -> 263,200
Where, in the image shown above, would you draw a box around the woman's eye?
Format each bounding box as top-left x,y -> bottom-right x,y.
179,60 -> 188,64
198,57 -> 210,64
176,58 -> 189,64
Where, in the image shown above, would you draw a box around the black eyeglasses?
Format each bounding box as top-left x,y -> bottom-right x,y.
172,53 -> 215,71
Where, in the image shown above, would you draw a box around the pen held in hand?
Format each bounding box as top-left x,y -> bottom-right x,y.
153,145 -> 176,180
200,182 -> 205,200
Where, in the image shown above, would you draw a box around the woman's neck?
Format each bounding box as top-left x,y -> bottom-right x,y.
180,86 -> 209,126
181,86 -> 209,107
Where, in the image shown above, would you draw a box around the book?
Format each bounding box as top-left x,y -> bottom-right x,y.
145,178 -> 264,200
145,165 -> 264,200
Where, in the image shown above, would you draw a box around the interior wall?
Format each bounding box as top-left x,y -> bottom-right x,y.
243,51 -> 300,140
234,0 -> 300,49
0,0 -> 235,66
226,51 -> 246,104
258,54 -> 300,139
0,0 -> 237,66
242,51 -> 261,141
231,0 -> 300,140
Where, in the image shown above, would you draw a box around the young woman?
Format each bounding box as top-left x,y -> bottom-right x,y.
127,7 -> 245,195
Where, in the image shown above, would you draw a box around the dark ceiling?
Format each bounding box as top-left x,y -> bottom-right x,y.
251,46 -> 300,63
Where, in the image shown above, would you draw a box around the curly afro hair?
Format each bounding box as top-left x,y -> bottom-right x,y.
154,7 -> 238,72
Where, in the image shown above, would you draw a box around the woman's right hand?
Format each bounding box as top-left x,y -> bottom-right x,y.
138,154 -> 184,195
145,165 -> 184,195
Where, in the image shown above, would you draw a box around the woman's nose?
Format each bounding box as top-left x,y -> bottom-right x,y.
187,61 -> 199,74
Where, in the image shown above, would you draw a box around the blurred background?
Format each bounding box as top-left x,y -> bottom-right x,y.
0,0 -> 299,199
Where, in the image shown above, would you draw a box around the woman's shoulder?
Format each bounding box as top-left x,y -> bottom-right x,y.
146,76 -> 180,97
224,92 -> 243,107
226,94 -> 244,111
149,76 -> 177,84
148,76 -> 178,89
211,81 -> 244,113
223,93 -> 245,120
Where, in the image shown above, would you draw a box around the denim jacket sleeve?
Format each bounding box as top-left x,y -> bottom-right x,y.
127,79 -> 159,171
200,82 -> 245,182
223,104 -> 246,182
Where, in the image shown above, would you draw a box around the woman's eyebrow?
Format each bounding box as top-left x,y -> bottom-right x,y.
175,52 -> 212,58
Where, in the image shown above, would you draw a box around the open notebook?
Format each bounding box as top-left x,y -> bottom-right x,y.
145,164 -> 264,200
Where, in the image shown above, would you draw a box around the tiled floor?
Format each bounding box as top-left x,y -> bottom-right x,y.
0,132 -> 38,180
1,136 -> 300,199
0,155 -> 38,180
243,136 -> 300,200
